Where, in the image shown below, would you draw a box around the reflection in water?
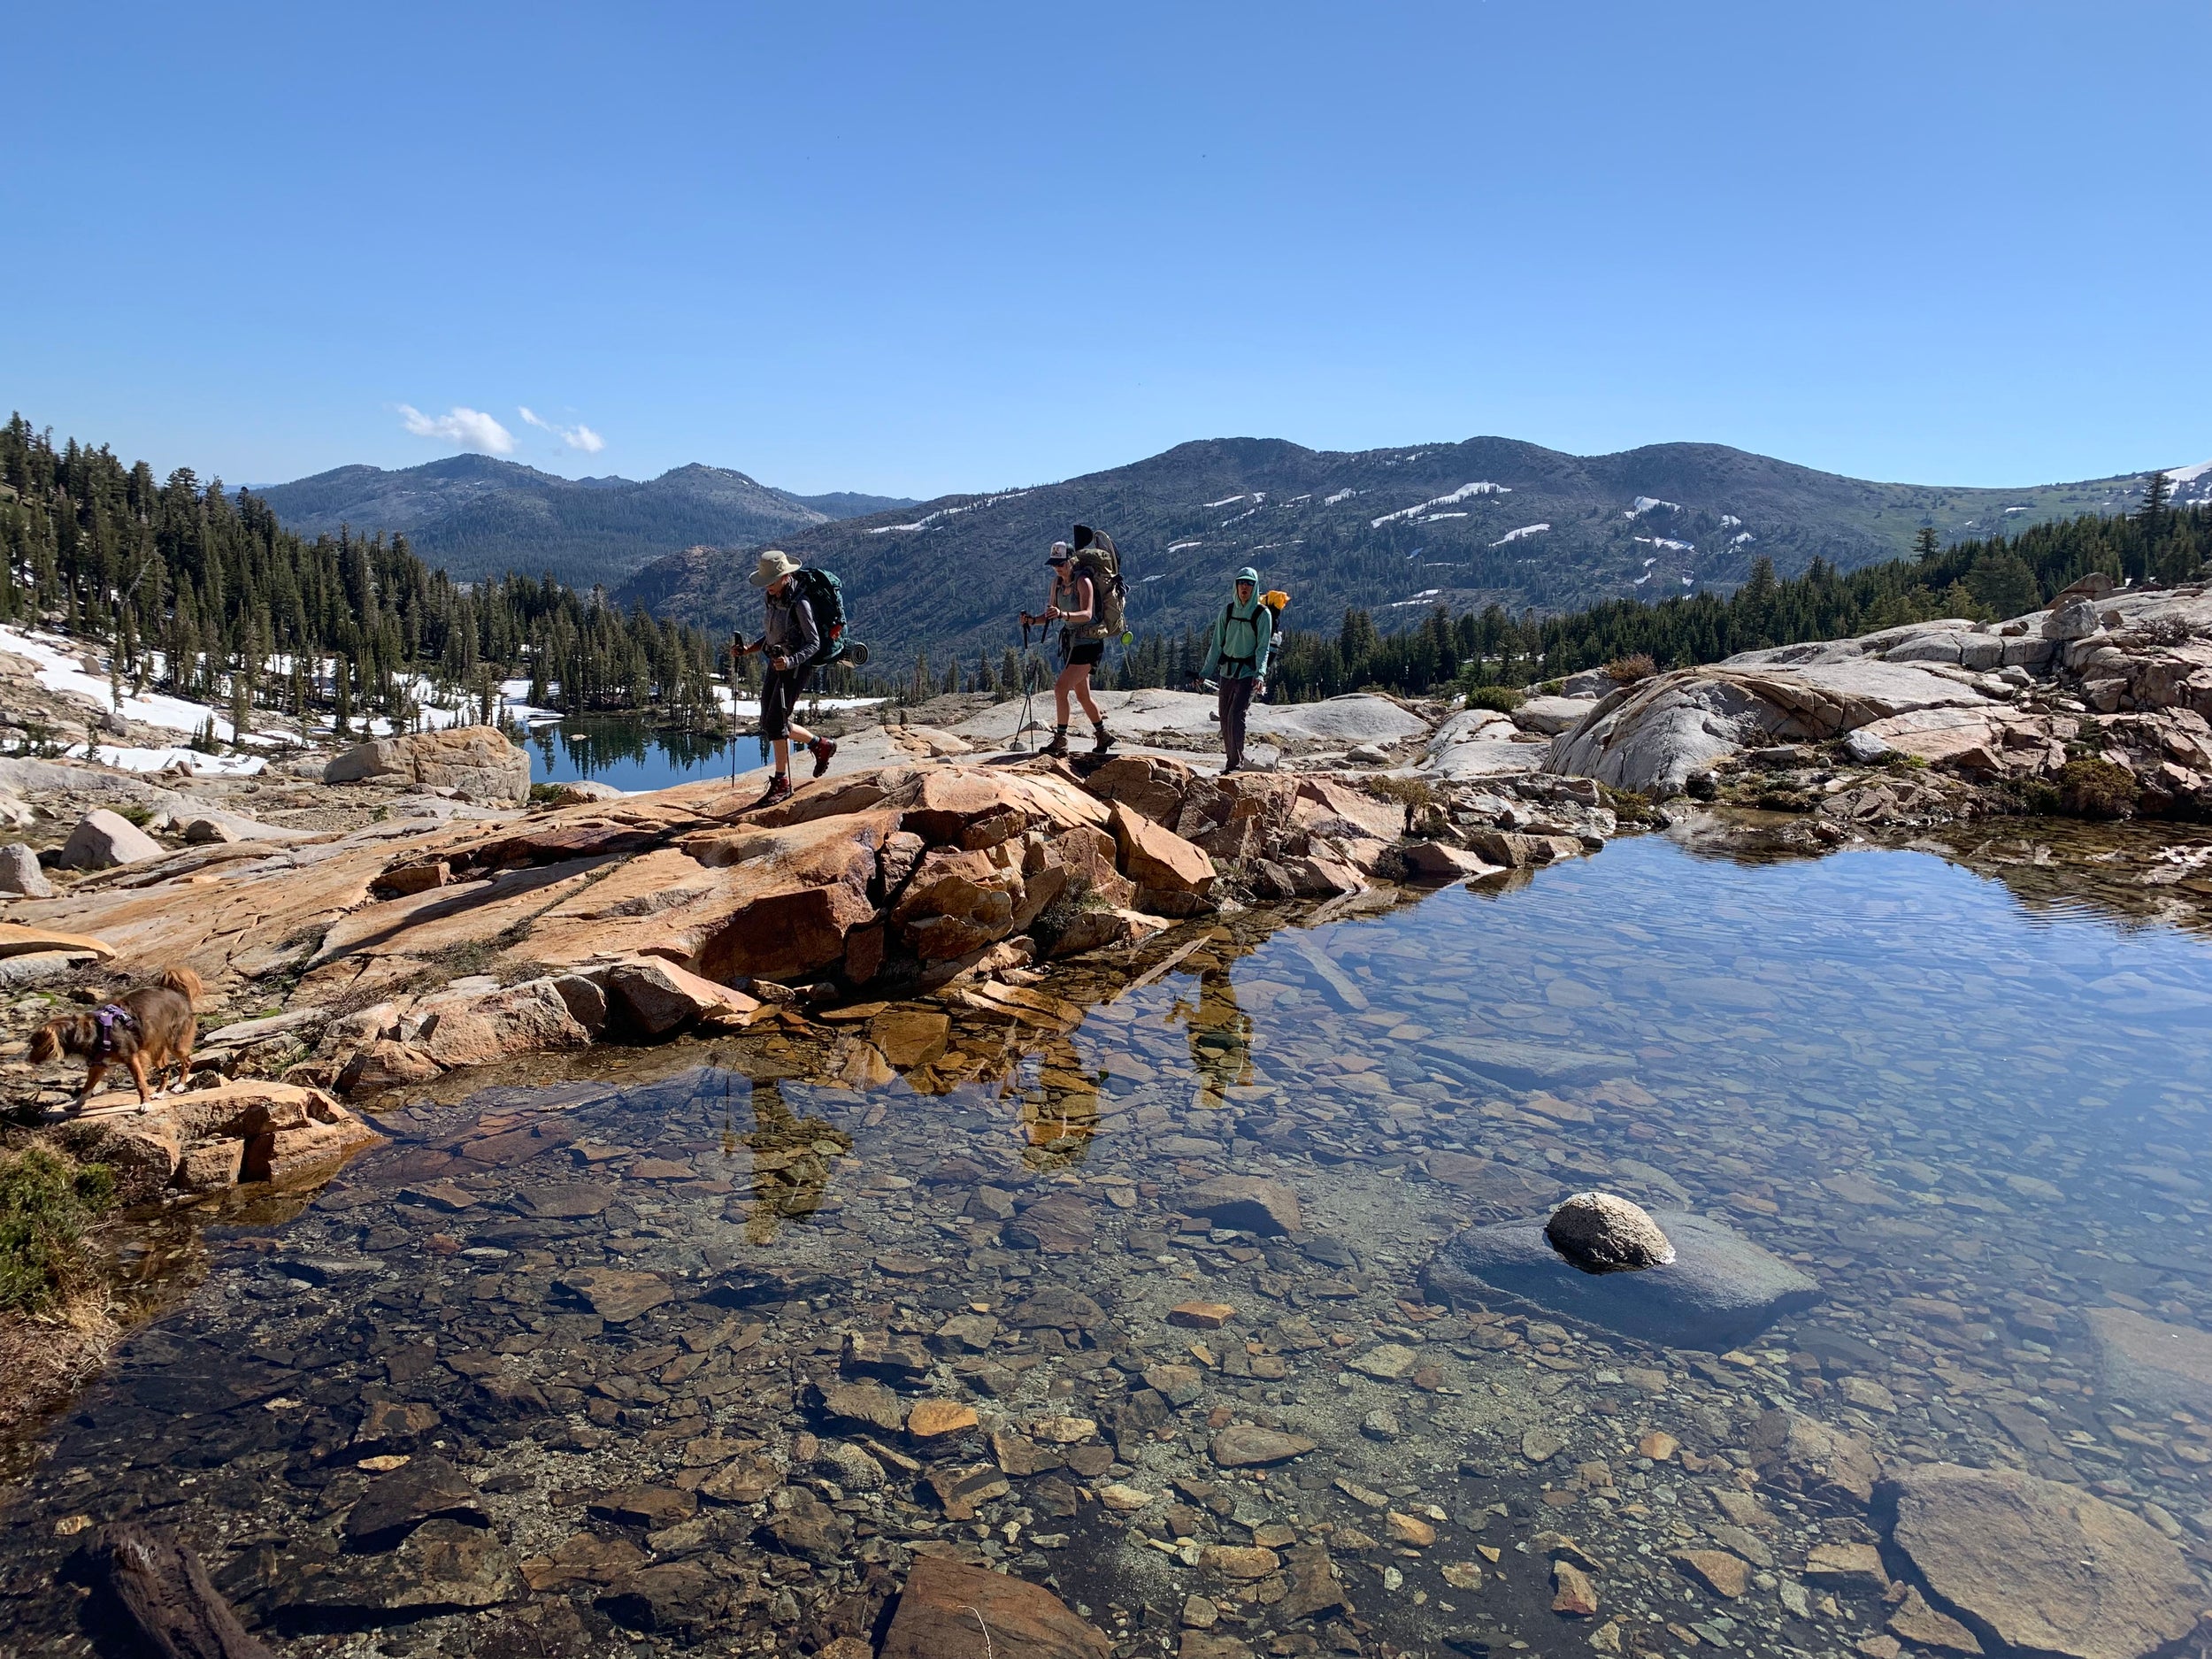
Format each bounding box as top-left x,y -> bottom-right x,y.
1171,964 -> 1255,1108
12,833 -> 2212,1655
529,716 -> 749,793
730,1075 -> 850,1243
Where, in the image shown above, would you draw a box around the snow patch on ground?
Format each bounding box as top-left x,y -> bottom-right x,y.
1730,531 -> 1756,546
1371,481 -> 1507,528
1635,536 -> 1695,553
709,688 -> 884,720
1490,523 -> 1549,547
1203,495 -> 1248,509
2,625 -> 245,741
1625,496 -> 1681,518
1324,488 -> 1357,506
1419,511 -> 1469,523
75,744 -> 266,776
1167,540 -> 1204,553
1383,588 -> 1443,609
1719,514 -> 1742,528
867,489 -> 1031,534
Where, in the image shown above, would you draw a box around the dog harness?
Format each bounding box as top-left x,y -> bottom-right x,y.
91,1003 -> 138,1056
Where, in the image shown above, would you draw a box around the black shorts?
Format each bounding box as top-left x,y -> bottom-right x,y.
1062,638 -> 1103,668
760,662 -> 816,741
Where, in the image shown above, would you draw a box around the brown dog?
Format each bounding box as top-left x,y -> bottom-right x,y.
28,965 -> 204,1112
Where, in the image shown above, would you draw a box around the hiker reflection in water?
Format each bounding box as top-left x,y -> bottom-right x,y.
720,1075 -> 849,1243
1002,1033 -> 1101,1171
1171,966 -> 1254,1107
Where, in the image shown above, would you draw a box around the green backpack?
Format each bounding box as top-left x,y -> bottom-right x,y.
1069,526 -> 1127,643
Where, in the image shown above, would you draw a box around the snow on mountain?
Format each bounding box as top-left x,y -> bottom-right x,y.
1490,523 -> 1550,547
1371,481 -> 1508,529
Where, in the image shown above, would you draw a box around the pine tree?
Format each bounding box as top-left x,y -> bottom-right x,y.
2139,471 -> 2173,535
1912,526 -> 1940,561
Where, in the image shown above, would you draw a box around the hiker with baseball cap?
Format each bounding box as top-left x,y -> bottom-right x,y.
1200,565 -> 1273,773
735,549 -> 834,805
1020,542 -> 1115,757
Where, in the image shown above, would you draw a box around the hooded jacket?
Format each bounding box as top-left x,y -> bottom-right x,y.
1202,595 -> 1274,681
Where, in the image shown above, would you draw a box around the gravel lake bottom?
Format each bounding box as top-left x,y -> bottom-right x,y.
9,826 -> 2212,1659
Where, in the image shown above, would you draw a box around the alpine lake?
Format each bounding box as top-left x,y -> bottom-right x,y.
10,816 -> 2212,1659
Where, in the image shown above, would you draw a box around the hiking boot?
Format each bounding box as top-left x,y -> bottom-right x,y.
1043,726 -> 1071,758
753,775 -> 794,809
809,737 -> 837,778
1091,722 -> 1115,754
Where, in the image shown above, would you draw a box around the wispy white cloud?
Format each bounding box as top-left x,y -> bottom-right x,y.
397,403 -> 515,454
519,406 -> 606,454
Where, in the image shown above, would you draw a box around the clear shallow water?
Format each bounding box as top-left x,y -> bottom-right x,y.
10,833 -> 2212,1657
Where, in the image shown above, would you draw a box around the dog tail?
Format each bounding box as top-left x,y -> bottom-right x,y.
28,1025 -> 62,1064
158,965 -> 204,1003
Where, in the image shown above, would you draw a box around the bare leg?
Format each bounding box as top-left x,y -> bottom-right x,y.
772,737 -> 792,776
787,720 -> 814,751
1073,673 -> 1102,726
1053,666 -> 1079,727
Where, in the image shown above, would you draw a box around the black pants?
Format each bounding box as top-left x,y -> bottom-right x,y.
761,663 -> 816,742
1217,675 -> 1256,769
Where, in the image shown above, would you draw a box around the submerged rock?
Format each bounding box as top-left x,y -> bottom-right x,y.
2084,1306 -> 2212,1414
879,1554 -> 1110,1659
1886,1463 -> 2200,1659
1424,1208 -> 1818,1349
1544,1191 -> 1676,1273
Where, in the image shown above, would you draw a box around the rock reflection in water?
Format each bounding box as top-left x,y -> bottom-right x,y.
10,834 -> 2212,1658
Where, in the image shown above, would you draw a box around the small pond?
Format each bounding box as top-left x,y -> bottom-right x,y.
8,828 -> 2212,1657
524,701 -> 888,794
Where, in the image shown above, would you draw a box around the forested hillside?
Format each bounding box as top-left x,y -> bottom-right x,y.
258,454 -> 915,588
0,416 -> 722,733
622,434 -> 2187,672
1239,490 -> 2212,703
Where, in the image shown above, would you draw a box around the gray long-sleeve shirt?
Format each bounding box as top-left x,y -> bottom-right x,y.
752,588 -> 819,664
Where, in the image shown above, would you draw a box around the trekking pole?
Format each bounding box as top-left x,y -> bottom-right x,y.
1016,619 -> 1037,753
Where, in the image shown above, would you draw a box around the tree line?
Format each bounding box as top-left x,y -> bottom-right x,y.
1148,489 -> 2209,703
0,414 -> 723,739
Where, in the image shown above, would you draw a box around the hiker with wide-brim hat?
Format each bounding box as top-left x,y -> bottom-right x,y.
1200,565 -> 1273,773
735,549 -> 835,805
1020,542 -> 1114,758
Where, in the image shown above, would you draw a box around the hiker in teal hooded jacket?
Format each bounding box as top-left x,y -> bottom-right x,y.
1201,566 -> 1273,773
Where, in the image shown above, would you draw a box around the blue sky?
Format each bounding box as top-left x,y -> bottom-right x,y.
4,1 -> 2206,497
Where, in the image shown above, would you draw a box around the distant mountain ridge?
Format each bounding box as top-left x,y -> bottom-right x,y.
256,453 -> 916,588
616,434 -> 2198,668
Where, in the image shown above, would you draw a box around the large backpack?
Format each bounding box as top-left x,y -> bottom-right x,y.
1219,588 -> 1288,653
788,566 -> 857,666
1069,525 -> 1127,643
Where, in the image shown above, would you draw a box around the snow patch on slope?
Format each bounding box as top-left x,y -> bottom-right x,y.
1371,481 -> 1508,528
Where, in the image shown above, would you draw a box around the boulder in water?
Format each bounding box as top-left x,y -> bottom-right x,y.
1545,1191 -> 1676,1273
1424,1208 -> 1818,1350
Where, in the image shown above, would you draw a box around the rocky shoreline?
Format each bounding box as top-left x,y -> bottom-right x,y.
8,591 -> 2212,1658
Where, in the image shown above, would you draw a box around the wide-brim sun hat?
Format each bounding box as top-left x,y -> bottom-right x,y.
749,549 -> 800,588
